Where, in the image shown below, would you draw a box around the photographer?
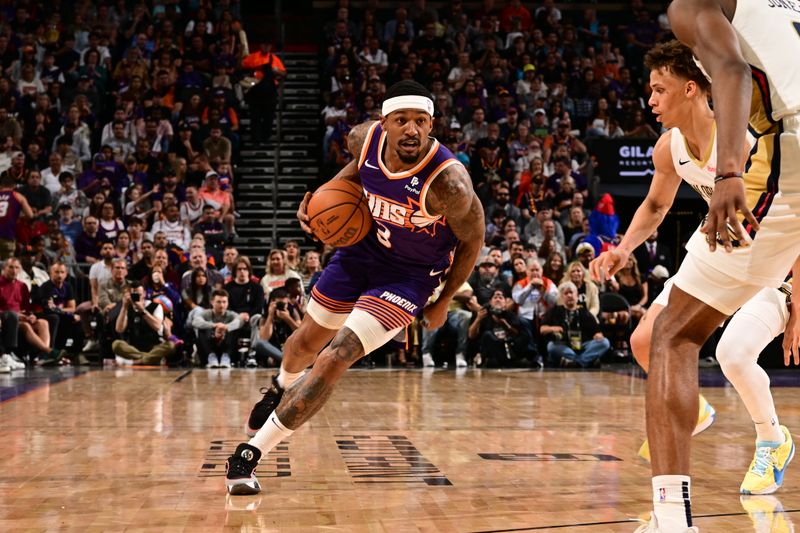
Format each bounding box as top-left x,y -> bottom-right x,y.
112,282 -> 175,366
468,288 -> 531,368
252,288 -> 300,367
191,289 -> 243,368
540,281 -> 610,368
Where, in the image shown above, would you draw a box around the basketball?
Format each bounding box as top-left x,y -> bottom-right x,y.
306,180 -> 372,247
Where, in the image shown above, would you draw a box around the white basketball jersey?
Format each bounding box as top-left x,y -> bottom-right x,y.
669,125 -> 756,205
670,126 -> 717,205
732,0 -> 800,120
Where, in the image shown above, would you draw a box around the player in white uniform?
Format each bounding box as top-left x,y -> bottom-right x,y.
595,1 -> 800,531
592,38 -> 795,501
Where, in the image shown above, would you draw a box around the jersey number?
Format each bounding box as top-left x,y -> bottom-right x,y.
375,222 -> 392,248
0,200 -> 7,217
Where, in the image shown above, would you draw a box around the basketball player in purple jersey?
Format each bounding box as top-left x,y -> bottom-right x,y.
225,80 -> 485,494
0,173 -> 34,259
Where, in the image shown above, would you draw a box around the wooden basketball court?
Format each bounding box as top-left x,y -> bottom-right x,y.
0,366 -> 797,531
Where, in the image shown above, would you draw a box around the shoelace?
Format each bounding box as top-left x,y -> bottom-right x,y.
751,446 -> 775,477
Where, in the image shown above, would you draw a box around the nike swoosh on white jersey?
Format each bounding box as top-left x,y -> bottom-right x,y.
429,269 -> 444,277
364,159 -> 379,170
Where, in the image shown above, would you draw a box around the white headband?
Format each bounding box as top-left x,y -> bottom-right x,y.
381,95 -> 434,116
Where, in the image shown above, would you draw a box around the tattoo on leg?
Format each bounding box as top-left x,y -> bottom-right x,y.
276,328 -> 365,430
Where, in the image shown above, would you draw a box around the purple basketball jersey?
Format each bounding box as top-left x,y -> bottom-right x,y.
0,190 -> 21,240
310,122 -> 468,334
343,121 -> 461,270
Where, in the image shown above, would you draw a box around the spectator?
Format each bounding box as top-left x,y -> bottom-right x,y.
260,249 -> 302,298
541,281 -> 610,368
543,251 -> 566,282
199,171 -> 235,236
299,250 -> 322,293
97,201 -> 125,241
203,123 -> 233,163
614,255 -> 648,322
283,240 -> 301,272
253,287 -> 300,368
181,248 -> 224,291
41,153 -> 65,194
36,261 -> 81,357
224,255 -> 265,326
560,261 -> 600,317
180,186 -> 205,227
219,245 -> 239,280
191,204 -> 228,251
112,282 -> 175,366
183,267 -> 213,329
468,288 -> 530,368
52,172 -> 88,213
242,42 -> 286,146
19,170 -> 52,221
151,204 -> 191,250
633,230 -> 673,276
0,257 -> 58,363
57,204 -> 83,245
97,257 -> 131,324
513,258 -> 558,340
191,288 -> 243,368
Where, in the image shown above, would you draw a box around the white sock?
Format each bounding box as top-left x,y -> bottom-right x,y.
755,415 -> 784,444
716,313 -> 783,443
249,412 -> 294,455
277,367 -> 304,389
652,475 -> 692,530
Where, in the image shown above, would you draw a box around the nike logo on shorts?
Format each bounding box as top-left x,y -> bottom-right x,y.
364,159 -> 380,170
429,268 -> 444,277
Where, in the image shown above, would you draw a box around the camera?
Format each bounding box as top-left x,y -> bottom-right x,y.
489,307 -> 503,317
131,292 -> 141,303
275,301 -> 286,311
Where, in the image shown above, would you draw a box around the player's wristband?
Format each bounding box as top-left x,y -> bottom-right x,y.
713,172 -> 743,183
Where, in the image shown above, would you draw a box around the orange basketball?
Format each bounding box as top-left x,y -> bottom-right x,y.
306,180 -> 372,247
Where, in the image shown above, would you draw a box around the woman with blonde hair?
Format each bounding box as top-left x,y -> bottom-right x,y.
260,249 -> 302,298
559,261 -> 599,317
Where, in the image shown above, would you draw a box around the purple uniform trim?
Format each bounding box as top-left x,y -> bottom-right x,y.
0,190 -> 21,240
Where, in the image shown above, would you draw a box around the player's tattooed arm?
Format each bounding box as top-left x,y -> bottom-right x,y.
275,328 -> 365,430
426,163 -> 485,304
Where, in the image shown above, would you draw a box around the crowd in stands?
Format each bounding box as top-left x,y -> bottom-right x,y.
0,0 -> 298,371
0,0 -> 685,372
319,0 -> 677,369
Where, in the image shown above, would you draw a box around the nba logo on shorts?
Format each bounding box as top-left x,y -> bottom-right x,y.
658,487 -> 667,502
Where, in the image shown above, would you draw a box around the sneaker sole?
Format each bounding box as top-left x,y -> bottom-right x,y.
226,478 -> 261,495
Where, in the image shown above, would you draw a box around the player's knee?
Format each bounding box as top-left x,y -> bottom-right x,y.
317,328 -> 365,372
630,323 -> 651,368
716,334 -> 749,374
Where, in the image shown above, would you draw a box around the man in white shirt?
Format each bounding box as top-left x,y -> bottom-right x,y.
150,204 -> 191,250
358,38 -> 388,75
41,152 -> 64,194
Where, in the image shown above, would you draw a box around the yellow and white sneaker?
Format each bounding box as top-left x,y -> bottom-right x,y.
638,394 -> 716,462
634,515 -> 699,532
740,425 -> 795,495
740,495 -> 795,533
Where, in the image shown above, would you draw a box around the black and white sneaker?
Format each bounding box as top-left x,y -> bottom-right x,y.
245,375 -> 285,437
225,443 -> 262,495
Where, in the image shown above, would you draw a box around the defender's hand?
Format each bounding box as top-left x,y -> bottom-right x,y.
700,178 -> 759,252
590,248 -> 629,282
